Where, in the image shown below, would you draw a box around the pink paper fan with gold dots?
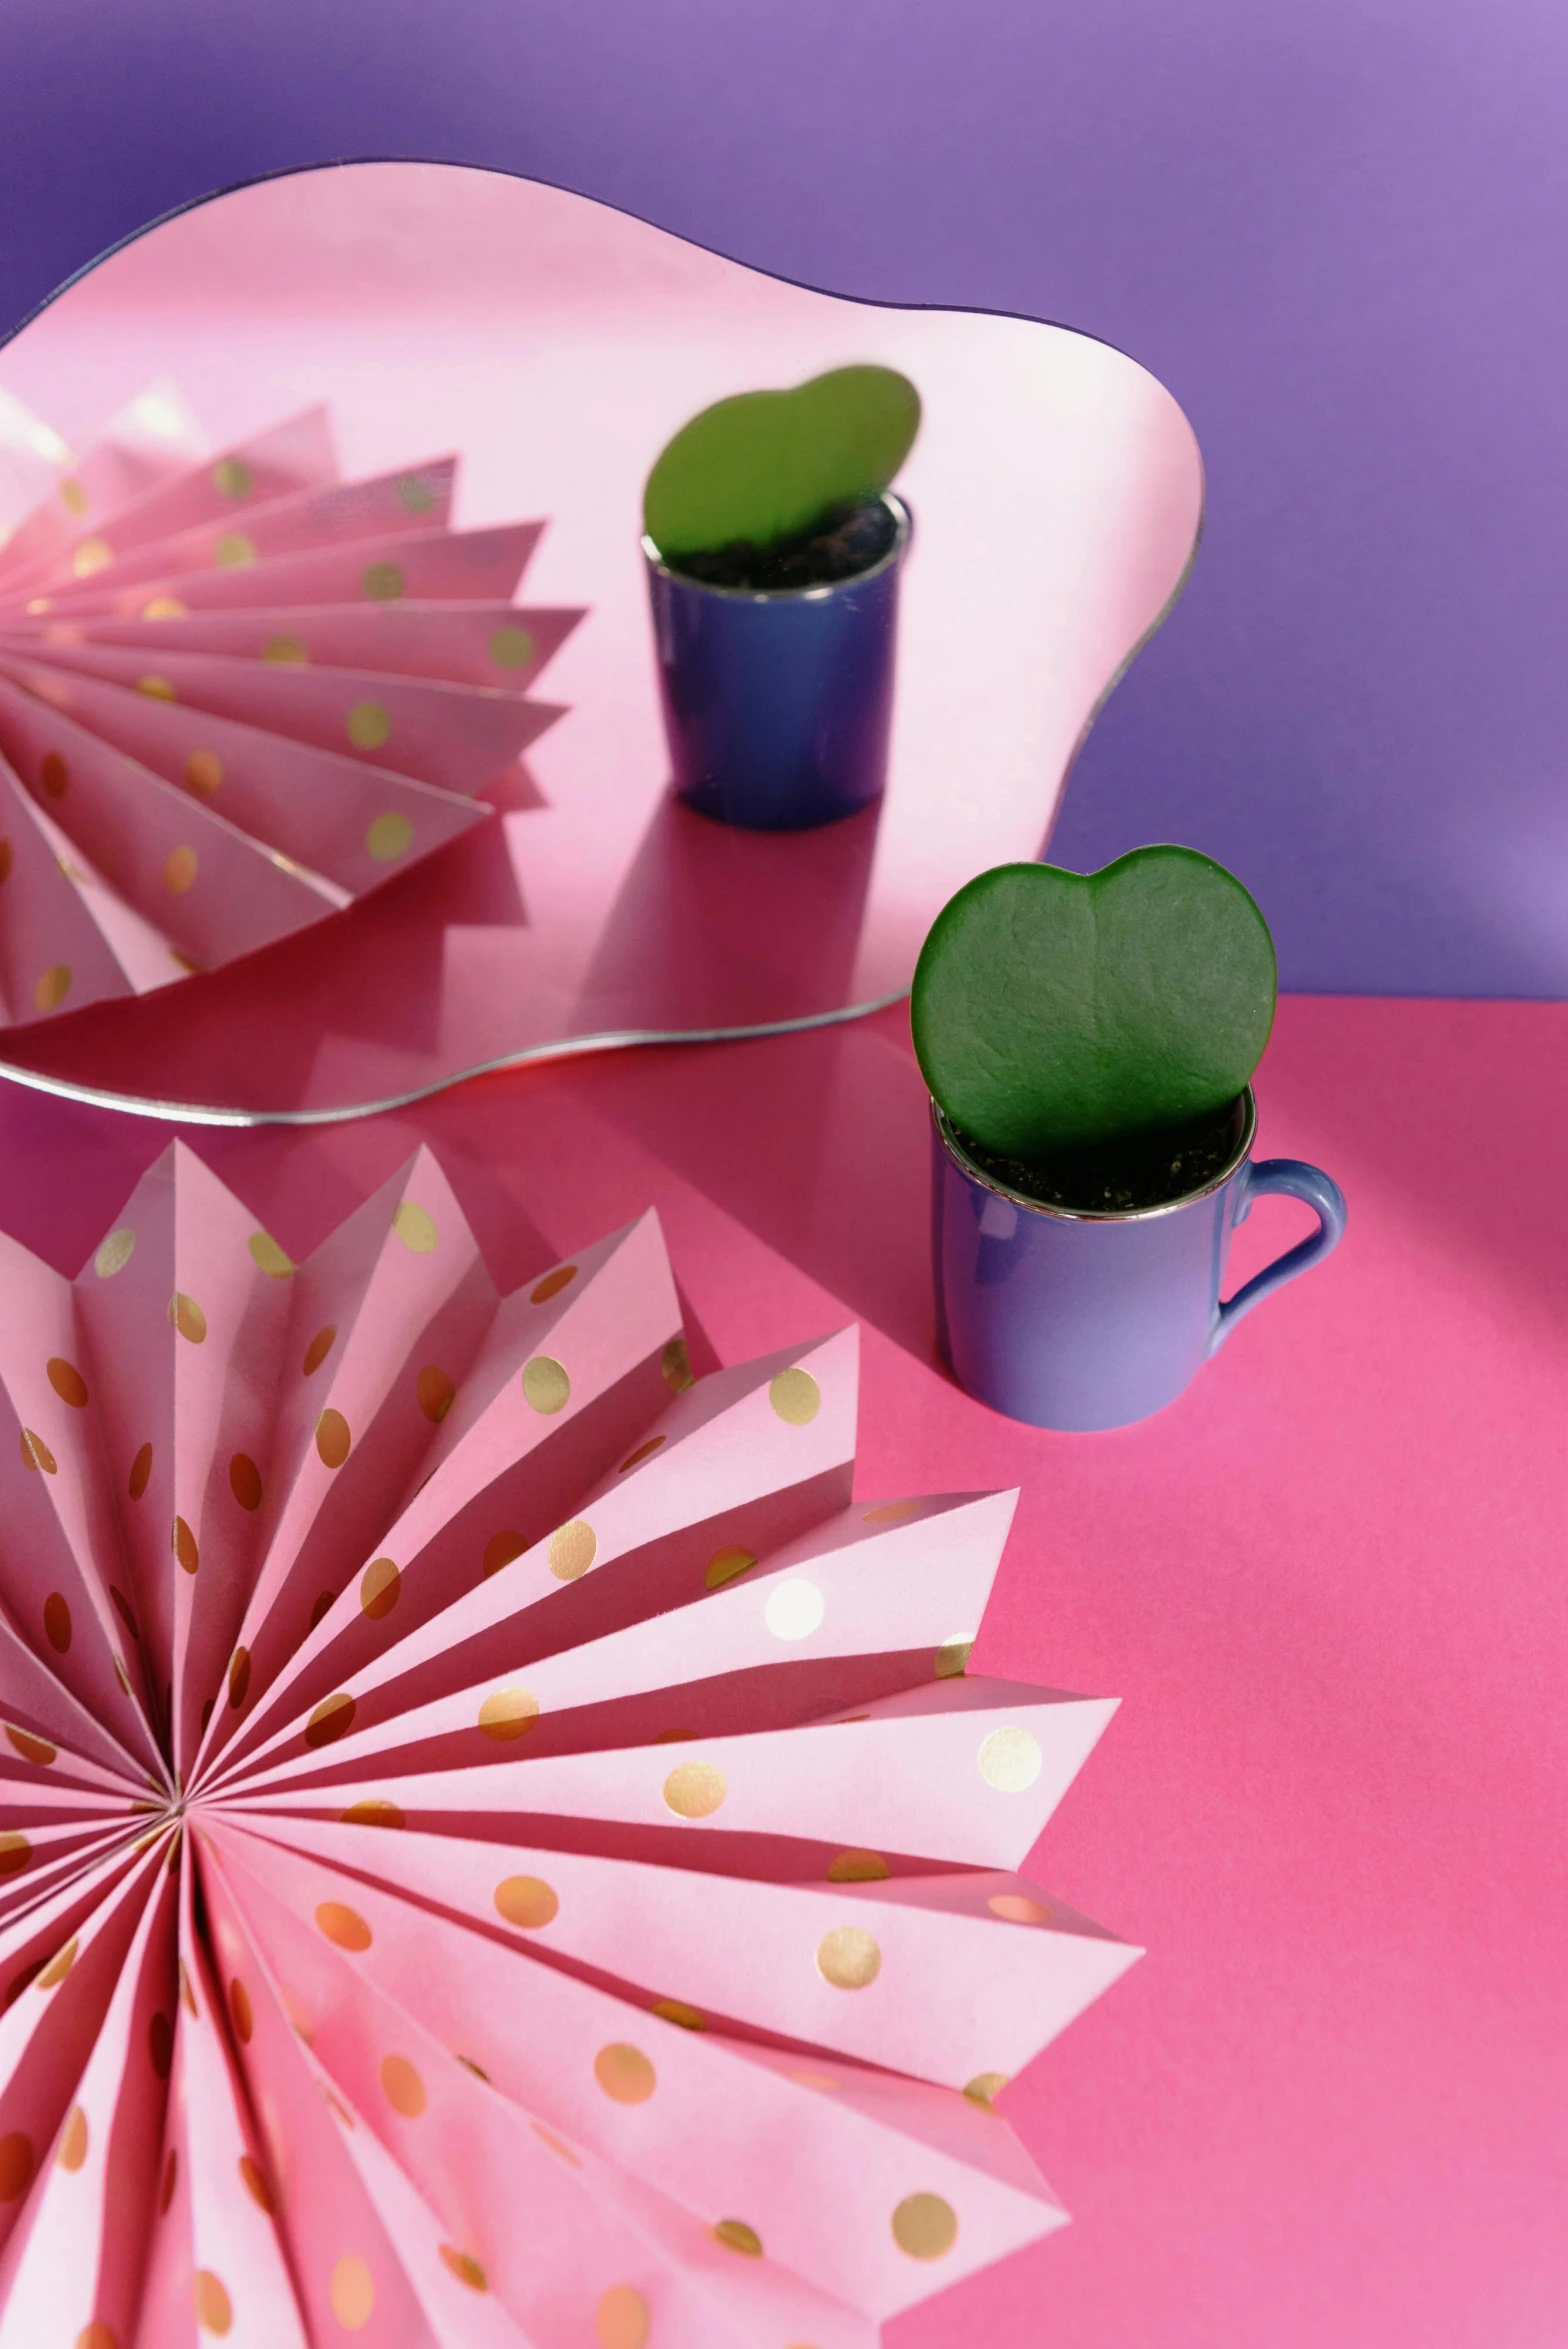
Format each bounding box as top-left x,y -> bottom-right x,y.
0,384 -> 579,1028
0,1144 -> 1137,2345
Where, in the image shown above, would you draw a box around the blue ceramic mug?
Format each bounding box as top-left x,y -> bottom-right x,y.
931,1089 -> 1346,1430
643,492 -> 910,831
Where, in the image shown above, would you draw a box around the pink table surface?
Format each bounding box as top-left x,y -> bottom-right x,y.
0,990 -> 1562,2347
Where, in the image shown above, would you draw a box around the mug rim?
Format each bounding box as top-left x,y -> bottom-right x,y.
641,489 -> 911,604
932,1088 -> 1258,1225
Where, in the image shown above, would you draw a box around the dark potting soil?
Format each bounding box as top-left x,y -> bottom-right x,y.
954,1097 -> 1246,1214
667,496 -> 897,591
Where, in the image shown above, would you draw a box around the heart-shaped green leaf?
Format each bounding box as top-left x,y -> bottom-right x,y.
644,365 -> 921,558
911,847 -> 1277,1157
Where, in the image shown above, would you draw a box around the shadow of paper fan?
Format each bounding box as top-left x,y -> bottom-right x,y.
0,1144 -> 1138,2346
0,383 -> 580,1027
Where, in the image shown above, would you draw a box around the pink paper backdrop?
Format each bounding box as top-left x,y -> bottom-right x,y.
0,163 -> 1199,1117
0,992 -> 1559,2346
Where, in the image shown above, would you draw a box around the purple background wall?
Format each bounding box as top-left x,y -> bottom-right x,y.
1,0 -> 1563,997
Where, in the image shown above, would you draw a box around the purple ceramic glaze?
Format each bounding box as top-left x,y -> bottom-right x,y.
931,1091 -> 1346,1431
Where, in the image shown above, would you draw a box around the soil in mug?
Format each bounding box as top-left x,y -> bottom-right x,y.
667,497 -> 897,591
955,1097 -> 1246,1214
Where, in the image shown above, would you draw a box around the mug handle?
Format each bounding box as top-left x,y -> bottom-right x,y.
1208,1159 -> 1347,1356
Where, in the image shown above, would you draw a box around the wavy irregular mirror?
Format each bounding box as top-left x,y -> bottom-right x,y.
0,163 -> 1201,1122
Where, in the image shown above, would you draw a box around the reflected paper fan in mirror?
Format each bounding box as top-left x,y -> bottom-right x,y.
0,162 -> 1201,1120
0,1144 -> 1137,2343
0,379 -> 580,1029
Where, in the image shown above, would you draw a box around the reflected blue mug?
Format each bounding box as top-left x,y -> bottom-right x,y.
931,1088 -> 1346,1430
643,492 -> 910,831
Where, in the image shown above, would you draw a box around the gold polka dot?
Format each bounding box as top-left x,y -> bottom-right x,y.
662,1761 -> 725,1819
439,2246 -> 488,2291
20,1428 -> 56,1474
532,2121 -> 584,2169
60,479 -> 88,514
362,561 -> 405,601
481,1528 -> 526,1577
547,1519 -> 595,1580
262,632 -> 309,668
43,1593 -> 71,1651
163,845 -> 198,895
478,1688 -> 539,1742
341,1800 -> 404,1829
228,1453 -> 262,1512
143,595 -> 187,620
963,2072 -> 1010,2108
379,2054 -> 425,2117
892,2193 -> 958,2259
769,1366 -> 821,1424
661,1336 -> 693,1393
978,1725 -> 1043,1793
222,1975 -> 251,2043
653,1728 -> 696,1743
213,455 -> 253,498
72,536 -> 112,576
322,2089 -> 355,2128
304,1693 -> 356,1748
5,1726 -> 55,1766
173,1516 -> 199,1574
494,1875 -> 558,1929
595,2284 -> 650,2349
365,810 -> 412,861
416,1364 -> 455,1421
593,2044 -> 655,2103
863,1500 -> 920,1523
113,1658 -> 130,1696
248,1230 -> 293,1278
34,964 -> 72,1012
712,2219 -> 762,2258
346,700 -> 391,750
148,2011 -> 173,2078
392,1200 -> 437,1253
618,1435 -> 665,1472
530,1262 -> 577,1304
0,2133 -> 33,2201
455,2055 -> 489,2081
40,751 -> 68,798
316,1901 -> 372,1952
214,532 -> 255,569
46,1356 -> 88,1408
179,1960 -> 198,2017
315,1409 -> 351,1469
136,673 -> 177,700
170,1292 -> 207,1342
489,624 -> 535,670
75,2326 -> 117,2349
303,1323 -> 337,1374
183,747 -> 224,797
37,1935 -> 78,1988
58,2105 -> 87,2170
521,1355 -> 569,1413
988,1892 -> 1052,1925
359,1556 -> 400,1619
129,1441 -> 153,1499
330,2253 -> 375,2329
704,1545 -> 756,1591
227,1649 -> 251,1710
816,1927 -> 881,1989
827,1849 -> 890,1883
0,841 -> 9,883
238,2153 -> 273,2211
764,1578 -> 824,1640
91,1226 -> 135,1283
935,1635 -> 974,1679
396,473 -> 436,514
650,1998 -> 704,2031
